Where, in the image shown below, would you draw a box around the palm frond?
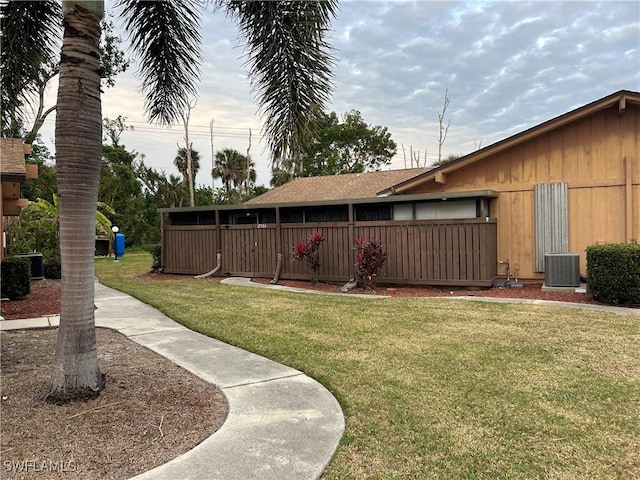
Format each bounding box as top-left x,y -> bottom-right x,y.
97,201 -> 116,217
95,209 -> 113,236
116,0 -> 203,126
220,1 -> 337,167
0,0 -> 61,134
32,196 -> 58,217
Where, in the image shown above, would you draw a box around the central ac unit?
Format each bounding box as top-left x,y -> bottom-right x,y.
544,253 -> 580,287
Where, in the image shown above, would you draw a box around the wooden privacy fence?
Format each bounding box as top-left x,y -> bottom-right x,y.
162,218 -> 498,287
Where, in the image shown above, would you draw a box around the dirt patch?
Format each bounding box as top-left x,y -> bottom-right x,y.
0,328 -> 228,480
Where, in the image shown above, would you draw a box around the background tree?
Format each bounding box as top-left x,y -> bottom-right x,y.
179,101 -> 197,206
251,185 -> 269,198
270,158 -> 296,187
271,109 -> 397,185
240,157 -> 257,195
100,141 -> 149,245
194,185 -> 214,207
102,115 -> 132,146
5,0 -> 337,403
163,174 -> 188,208
432,153 -> 460,167
213,148 -> 250,202
174,145 -> 200,205
304,110 -> 397,176
133,158 -> 184,242
437,89 -> 451,164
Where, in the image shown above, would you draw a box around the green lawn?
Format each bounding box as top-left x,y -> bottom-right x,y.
95,254 -> 640,479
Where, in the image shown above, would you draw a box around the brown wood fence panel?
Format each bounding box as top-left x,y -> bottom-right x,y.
163,226 -> 217,275
219,225 -> 277,276
163,219 -> 497,286
221,226 -> 251,275
279,224 -> 350,280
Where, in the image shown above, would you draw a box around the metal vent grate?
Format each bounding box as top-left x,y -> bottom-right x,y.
544,253 -> 580,287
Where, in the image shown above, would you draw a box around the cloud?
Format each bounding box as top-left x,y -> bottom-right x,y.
37,1 -> 640,185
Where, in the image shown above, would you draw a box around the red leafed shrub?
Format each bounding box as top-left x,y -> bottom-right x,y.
292,232 -> 325,284
354,236 -> 387,290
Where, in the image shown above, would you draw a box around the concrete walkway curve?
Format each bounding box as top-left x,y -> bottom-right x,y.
1,282 -> 345,480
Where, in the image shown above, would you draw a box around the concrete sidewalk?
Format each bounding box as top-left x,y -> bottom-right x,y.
1,282 -> 345,480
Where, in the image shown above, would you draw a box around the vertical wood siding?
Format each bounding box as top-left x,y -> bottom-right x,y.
405,105 -> 639,280
163,219 -> 497,286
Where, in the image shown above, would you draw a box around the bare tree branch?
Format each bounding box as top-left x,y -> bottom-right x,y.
437,88 -> 451,163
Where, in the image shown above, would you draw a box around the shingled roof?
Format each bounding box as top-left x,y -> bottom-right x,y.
245,168 -> 428,205
0,138 -> 27,178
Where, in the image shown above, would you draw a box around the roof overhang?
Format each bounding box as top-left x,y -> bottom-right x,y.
0,173 -> 26,182
159,190 -> 499,214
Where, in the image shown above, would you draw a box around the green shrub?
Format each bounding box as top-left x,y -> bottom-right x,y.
44,258 -> 62,279
146,244 -> 162,272
1,257 -> 31,300
586,242 -> 640,305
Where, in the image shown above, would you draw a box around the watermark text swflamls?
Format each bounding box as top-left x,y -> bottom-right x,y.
3,459 -> 77,473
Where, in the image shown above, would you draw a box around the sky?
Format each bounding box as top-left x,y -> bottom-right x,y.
34,0 -> 640,189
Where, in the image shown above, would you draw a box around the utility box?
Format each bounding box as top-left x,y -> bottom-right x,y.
95,236 -> 110,256
544,253 -> 580,287
16,252 -> 44,280
114,233 -> 125,258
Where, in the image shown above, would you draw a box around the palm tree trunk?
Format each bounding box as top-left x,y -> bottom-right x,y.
47,2 -> 104,402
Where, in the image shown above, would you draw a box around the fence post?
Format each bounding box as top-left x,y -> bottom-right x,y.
348,203 -> 355,280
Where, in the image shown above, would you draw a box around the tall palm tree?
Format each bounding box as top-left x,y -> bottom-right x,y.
3,0 -> 337,402
162,174 -> 187,208
174,145 -> 201,202
213,148 -> 247,198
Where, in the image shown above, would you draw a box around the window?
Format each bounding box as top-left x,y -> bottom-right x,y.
393,203 -> 413,220
415,199 -> 476,220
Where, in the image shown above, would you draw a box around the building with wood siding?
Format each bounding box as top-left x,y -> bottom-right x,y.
160,90 -> 638,286
0,138 -> 37,260
377,89 -> 639,281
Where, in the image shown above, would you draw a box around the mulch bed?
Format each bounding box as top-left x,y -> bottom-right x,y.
0,328 -> 228,480
251,277 -> 601,305
1,279 -> 62,320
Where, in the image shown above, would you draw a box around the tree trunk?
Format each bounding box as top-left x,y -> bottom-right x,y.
47,2 -> 104,403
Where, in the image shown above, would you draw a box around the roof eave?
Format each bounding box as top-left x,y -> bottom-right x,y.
158,190 -> 499,214
0,173 -> 27,182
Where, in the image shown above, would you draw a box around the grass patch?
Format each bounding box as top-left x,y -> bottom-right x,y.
95,254 -> 640,479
